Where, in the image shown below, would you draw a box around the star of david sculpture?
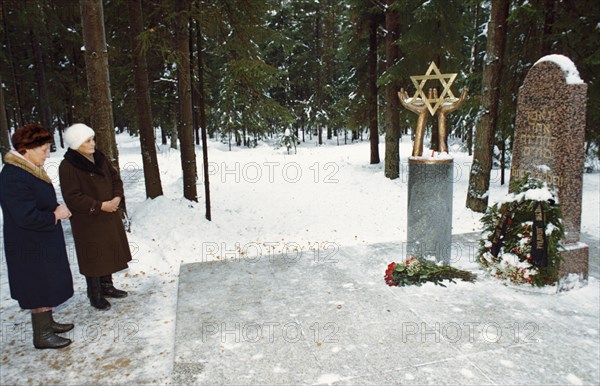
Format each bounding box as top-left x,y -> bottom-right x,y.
398,62 -> 468,157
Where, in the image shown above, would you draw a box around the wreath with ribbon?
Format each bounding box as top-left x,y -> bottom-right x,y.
477,176 -> 564,286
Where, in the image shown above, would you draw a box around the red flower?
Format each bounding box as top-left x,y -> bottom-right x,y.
385,262 -> 398,286
405,257 -> 415,265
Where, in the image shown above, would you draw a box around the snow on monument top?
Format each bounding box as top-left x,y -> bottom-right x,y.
534,54 -> 584,85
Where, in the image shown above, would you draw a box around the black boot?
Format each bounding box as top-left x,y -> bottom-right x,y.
50,310 -> 74,333
100,275 -> 128,298
85,276 -> 111,310
31,311 -> 72,349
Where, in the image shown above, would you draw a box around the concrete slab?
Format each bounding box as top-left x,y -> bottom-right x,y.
173,233 -> 600,385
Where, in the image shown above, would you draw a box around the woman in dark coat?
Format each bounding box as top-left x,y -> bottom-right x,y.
59,123 -> 131,311
0,124 -> 74,349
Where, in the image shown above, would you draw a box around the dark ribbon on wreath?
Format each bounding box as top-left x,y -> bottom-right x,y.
490,202 -> 521,258
530,201 -> 548,267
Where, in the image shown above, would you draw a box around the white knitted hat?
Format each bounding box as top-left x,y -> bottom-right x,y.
64,123 -> 95,150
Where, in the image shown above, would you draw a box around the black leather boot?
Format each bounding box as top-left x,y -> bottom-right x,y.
31,311 -> 72,349
50,310 -> 74,333
100,275 -> 128,298
85,276 -> 111,310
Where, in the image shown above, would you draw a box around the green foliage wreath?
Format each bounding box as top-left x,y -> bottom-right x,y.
477,176 -> 564,286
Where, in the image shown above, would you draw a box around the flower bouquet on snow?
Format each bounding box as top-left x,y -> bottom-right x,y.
477,175 -> 564,286
384,257 -> 476,287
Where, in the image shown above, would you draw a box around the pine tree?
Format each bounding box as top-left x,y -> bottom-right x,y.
461,0 -> 488,156
345,0 -> 384,154
0,74 -> 10,160
191,3 -> 211,220
29,4 -> 53,146
127,0 -> 163,199
466,0 -> 510,213
384,0 -> 401,179
174,0 -> 198,202
367,8 -> 380,164
80,0 -> 119,165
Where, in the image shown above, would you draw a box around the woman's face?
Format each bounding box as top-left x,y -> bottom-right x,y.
23,143 -> 50,167
77,136 -> 96,155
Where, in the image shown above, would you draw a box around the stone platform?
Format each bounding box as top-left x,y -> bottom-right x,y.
173,233 -> 599,385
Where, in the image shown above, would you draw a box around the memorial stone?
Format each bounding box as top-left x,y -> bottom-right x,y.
510,54 -> 589,278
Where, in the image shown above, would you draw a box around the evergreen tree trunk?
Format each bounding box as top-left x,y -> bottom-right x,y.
57,115 -> 65,149
80,0 -> 119,166
195,27 -> 207,129
170,107 -> 178,150
315,3 -> 323,145
325,0 -> 334,141
30,22 -> 53,145
161,126 -> 167,145
189,20 -> 199,146
127,0 -> 163,199
368,13 -> 380,164
195,11 -> 211,220
466,0 -> 510,212
0,75 -> 10,161
467,121 -> 473,156
384,0 -> 400,179
2,2 -> 24,127
500,129 -> 506,185
69,38 -> 86,125
467,2 -> 481,157
175,0 -> 198,202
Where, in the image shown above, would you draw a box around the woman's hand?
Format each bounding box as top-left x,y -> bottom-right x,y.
54,204 -> 72,222
101,196 -> 121,213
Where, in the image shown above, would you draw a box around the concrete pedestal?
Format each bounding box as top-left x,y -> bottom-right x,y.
407,158 -> 453,263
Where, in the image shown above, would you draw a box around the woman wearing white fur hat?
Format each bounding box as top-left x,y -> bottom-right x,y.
59,123 -> 131,311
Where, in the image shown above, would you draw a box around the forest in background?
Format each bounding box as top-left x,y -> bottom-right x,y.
0,0 -> 598,212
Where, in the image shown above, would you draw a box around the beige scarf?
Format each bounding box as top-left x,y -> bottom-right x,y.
3,151 -> 53,184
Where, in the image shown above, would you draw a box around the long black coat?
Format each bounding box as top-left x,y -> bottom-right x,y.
0,159 -> 74,309
59,149 -> 131,277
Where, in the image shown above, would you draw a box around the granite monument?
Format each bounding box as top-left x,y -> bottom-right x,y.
510,54 -> 589,279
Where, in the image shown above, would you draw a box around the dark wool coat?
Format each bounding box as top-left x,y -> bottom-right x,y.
59,149 -> 131,277
0,161 -> 74,309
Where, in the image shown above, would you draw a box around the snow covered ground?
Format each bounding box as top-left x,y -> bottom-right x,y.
0,132 -> 598,384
